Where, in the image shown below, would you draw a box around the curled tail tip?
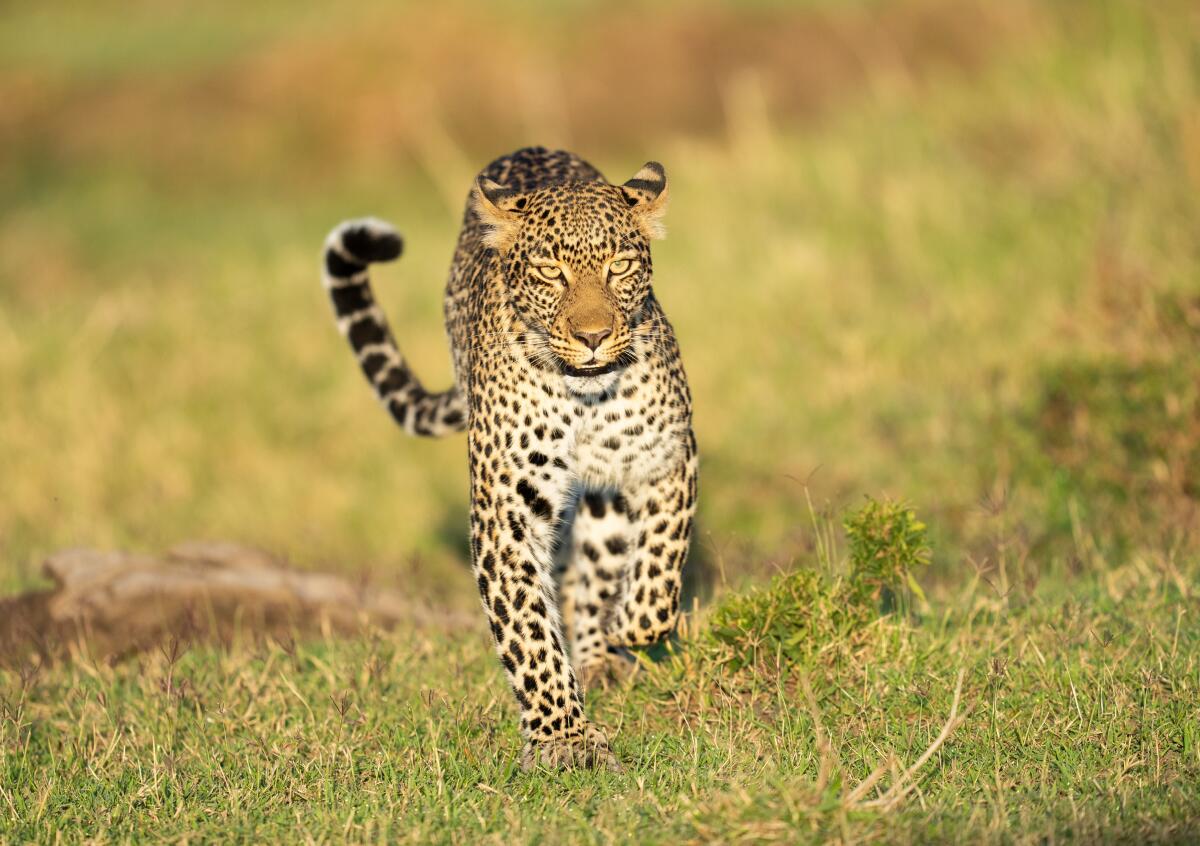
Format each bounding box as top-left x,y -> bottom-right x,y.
327,217 -> 403,264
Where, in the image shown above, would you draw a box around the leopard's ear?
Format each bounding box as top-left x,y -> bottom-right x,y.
619,161 -> 669,240
473,177 -> 529,252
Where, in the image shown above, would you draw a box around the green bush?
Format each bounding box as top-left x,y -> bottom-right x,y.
703,568 -> 872,669
844,497 -> 931,616
702,497 -> 930,668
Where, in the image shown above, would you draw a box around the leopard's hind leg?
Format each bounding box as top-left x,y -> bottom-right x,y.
605,440 -> 698,650
558,490 -> 635,689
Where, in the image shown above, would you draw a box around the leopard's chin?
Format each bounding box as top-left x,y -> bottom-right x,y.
562,368 -> 621,396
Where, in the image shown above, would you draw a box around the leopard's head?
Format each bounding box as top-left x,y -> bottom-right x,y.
472,163 -> 668,375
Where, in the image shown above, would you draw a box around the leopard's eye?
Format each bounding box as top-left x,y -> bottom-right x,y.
608,258 -> 633,276
533,265 -> 563,282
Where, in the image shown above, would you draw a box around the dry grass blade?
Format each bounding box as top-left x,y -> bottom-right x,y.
843,757 -> 895,807
798,671 -> 838,793
859,668 -> 969,811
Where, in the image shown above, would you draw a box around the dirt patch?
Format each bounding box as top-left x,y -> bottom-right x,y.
0,541 -> 476,667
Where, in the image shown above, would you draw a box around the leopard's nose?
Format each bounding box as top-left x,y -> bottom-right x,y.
573,327 -> 612,351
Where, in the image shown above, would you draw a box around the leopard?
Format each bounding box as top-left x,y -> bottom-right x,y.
321,147 -> 697,772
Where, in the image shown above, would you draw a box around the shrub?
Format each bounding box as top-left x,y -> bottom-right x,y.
701,497 -> 931,668
843,497 -> 931,616
703,568 -> 872,669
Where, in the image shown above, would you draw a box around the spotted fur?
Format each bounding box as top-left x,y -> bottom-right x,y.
322,147 -> 697,771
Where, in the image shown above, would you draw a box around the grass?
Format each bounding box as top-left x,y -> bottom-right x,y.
1,0 -> 1198,841
3,512 -> 1196,843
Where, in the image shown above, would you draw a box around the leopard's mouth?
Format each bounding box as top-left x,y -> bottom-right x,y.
559,360 -> 623,378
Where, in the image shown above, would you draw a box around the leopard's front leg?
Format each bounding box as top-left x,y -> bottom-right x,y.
468,429 -> 619,772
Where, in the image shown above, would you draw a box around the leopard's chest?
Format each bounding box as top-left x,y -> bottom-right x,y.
477,352 -> 688,491
564,377 -> 683,489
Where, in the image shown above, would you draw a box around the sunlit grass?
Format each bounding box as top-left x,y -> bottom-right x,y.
5,1 -> 1195,592
1,0 -> 1198,840
2,544 -> 1195,842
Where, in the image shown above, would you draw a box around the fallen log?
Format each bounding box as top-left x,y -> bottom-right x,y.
0,542 -> 475,666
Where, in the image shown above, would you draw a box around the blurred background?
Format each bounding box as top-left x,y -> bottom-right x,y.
1,0 -> 1196,605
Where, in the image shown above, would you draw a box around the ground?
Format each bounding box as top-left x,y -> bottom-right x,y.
3,539 -> 1197,843
0,0 -> 1197,842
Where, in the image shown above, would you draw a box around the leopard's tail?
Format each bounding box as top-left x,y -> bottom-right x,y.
322,218 -> 466,437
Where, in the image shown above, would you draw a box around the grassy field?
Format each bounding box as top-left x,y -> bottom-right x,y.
2,510 -> 1197,843
1,0 -> 1198,841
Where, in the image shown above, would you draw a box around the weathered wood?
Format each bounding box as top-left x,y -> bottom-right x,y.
0,542 -> 475,665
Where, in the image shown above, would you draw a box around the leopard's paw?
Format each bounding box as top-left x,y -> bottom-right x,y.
520,724 -> 621,773
578,647 -> 638,692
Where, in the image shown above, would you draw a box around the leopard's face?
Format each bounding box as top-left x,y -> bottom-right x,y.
475,163 -> 669,376
501,183 -> 653,373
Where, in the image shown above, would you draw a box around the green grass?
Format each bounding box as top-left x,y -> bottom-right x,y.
3,533 -> 1196,843
1,0 -> 1198,840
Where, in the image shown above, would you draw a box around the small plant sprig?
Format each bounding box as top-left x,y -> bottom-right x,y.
843,496 -> 931,617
